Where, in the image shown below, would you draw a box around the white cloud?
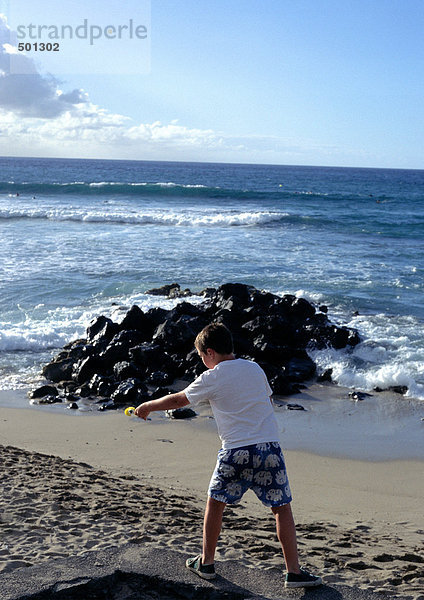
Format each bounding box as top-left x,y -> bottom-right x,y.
0,109 -> 238,155
0,14 -> 361,164
0,100 -> 348,163
0,15 -> 87,118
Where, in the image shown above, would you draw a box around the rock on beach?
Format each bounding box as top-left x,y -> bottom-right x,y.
31,283 -> 360,410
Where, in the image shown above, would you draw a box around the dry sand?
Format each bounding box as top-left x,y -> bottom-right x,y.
0,388 -> 423,599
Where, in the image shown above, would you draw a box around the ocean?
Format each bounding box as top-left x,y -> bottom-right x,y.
1,157 -> 423,400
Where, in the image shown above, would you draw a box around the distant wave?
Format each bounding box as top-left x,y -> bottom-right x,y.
0,180 -> 270,200
0,180 -> 363,201
0,180 -> 396,206
0,206 -> 287,227
1,203 -> 418,237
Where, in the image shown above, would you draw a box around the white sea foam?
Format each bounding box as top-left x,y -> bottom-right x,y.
294,289 -> 326,304
0,330 -> 66,353
309,310 -> 424,401
149,182 -> 209,189
0,293 -> 204,389
86,181 -> 209,189
0,205 -> 285,227
3,180 -> 211,189
245,287 -> 424,401
310,346 -> 424,400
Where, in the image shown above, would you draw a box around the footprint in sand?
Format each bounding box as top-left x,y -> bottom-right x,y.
331,541 -> 352,548
399,552 -> 424,563
373,553 -> 395,563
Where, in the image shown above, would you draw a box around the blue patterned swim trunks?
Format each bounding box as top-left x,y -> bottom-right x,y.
208,442 -> 292,507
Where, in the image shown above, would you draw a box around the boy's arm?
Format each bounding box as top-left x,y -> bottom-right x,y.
134,391 -> 189,421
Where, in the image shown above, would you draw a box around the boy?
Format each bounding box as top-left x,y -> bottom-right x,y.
135,323 -> 322,588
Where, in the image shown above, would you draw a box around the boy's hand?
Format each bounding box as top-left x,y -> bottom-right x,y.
134,392 -> 189,420
135,401 -> 151,420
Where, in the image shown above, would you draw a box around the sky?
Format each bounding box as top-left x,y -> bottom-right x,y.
0,0 -> 423,169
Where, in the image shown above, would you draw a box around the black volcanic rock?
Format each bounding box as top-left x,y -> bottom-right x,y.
113,361 -> 143,381
317,368 -> 333,382
286,356 -> 316,381
289,297 -> 316,320
166,407 -> 197,419
153,316 -> 199,353
38,395 -> 62,405
111,378 -> 149,405
147,370 -> 172,386
88,374 -> 115,396
119,305 -> 148,334
28,385 -> 59,399
73,355 -> 104,384
42,358 -> 74,383
143,307 -> 170,338
87,316 -> 119,344
166,301 -> 203,320
146,283 -> 192,298
146,283 -> 180,296
374,385 -> 408,395
150,386 -> 172,399
215,282 -> 254,306
35,282 -> 361,407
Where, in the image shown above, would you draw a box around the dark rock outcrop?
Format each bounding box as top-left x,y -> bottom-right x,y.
31,283 -> 360,409
146,283 -> 192,298
29,385 -> 59,399
317,368 -> 333,382
166,407 -> 197,419
111,378 -> 149,406
374,385 -> 408,395
286,403 -> 306,411
349,390 -> 372,401
42,358 -> 74,383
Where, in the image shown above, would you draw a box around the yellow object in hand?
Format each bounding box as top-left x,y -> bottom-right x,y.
124,406 -> 136,417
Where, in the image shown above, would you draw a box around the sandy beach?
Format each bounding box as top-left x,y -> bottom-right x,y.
1,386 -> 423,600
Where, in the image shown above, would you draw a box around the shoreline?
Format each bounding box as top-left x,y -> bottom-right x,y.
1,399 -> 423,514
1,380 -> 423,461
1,392 -> 423,599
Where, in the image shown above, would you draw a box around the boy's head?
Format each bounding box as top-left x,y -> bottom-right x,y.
195,323 -> 234,356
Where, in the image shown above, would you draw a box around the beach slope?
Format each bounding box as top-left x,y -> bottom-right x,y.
0,402 -> 423,599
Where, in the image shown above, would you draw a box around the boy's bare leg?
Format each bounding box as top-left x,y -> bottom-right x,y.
202,497 -> 226,565
271,503 -> 301,574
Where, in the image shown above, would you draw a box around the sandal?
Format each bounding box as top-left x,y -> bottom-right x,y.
186,555 -> 216,580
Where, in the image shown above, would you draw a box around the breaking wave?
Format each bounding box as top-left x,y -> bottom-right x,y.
0,206 -> 288,227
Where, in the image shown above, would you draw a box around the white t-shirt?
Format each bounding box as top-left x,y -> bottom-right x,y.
184,358 -> 280,450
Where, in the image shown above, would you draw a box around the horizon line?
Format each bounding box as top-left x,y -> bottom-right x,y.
0,155 -> 422,173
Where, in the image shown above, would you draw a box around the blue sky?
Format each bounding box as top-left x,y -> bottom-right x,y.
0,0 -> 423,168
